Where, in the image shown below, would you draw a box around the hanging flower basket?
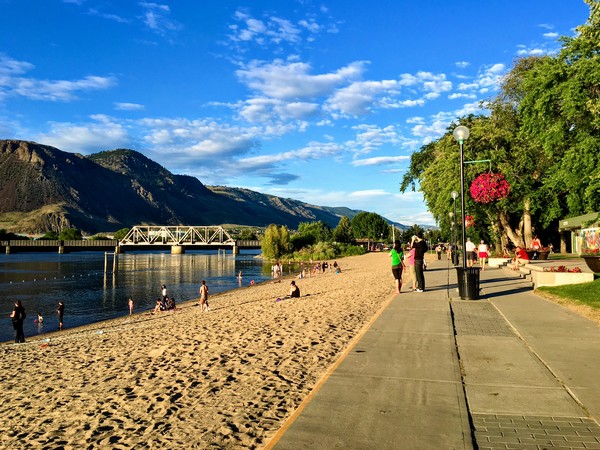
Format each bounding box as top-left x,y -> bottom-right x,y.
470,173 -> 511,204
465,215 -> 475,228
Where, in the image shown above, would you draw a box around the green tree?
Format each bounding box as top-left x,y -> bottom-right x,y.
40,231 -> 59,240
297,221 -> 332,243
238,228 -> 258,240
351,212 -> 389,240
517,0 -> 600,215
89,234 -> 108,240
260,224 -> 291,259
59,228 -> 82,240
333,216 -> 354,243
113,228 -> 130,241
401,224 -> 425,244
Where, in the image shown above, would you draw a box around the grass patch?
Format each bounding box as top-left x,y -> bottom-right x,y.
536,278 -> 600,325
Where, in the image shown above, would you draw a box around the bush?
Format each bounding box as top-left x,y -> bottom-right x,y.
59,228 -> 82,240
113,228 -> 130,241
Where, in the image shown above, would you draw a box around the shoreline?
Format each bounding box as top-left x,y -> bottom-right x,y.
0,252 -> 399,449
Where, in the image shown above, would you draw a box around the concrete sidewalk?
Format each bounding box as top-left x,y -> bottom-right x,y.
266,257 -> 600,449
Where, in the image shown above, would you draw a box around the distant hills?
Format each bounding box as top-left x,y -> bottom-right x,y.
0,140 -> 407,235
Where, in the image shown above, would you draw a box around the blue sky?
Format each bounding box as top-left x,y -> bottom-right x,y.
0,0 -> 590,226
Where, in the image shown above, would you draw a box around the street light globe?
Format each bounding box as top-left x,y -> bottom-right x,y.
451,190 -> 459,200
453,125 -> 470,142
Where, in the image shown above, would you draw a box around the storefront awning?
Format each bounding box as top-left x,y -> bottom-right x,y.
559,212 -> 600,231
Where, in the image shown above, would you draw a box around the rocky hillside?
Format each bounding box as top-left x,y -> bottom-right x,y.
0,140 -> 361,234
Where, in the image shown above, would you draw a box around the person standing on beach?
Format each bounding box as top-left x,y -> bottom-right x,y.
128,297 -> 134,316
57,301 -> 65,330
390,240 -> 405,294
10,300 -> 26,343
412,234 -> 428,293
161,285 -> 167,302
199,280 -> 210,311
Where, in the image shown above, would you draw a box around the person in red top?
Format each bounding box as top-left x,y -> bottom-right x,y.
514,246 -> 530,269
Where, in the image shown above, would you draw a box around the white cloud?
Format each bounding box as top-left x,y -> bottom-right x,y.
457,63 -> 505,94
139,2 -> 182,35
516,47 -> 547,56
114,102 -> 145,111
228,9 -> 327,48
352,156 -> 409,166
35,115 -> 131,152
326,79 -> 400,115
237,97 -> 319,123
448,93 -> 477,100
346,124 -> 405,155
543,32 -> 559,39
236,59 -> 366,99
0,55 -> 117,102
455,61 -> 470,69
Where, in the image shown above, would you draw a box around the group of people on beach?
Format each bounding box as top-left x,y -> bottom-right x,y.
9,300 -> 65,344
389,234 -> 428,294
152,284 -> 177,313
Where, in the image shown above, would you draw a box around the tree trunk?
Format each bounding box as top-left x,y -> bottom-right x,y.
523,197 -> 533,248
499,211 -> 525,247
487,211 -> 504,254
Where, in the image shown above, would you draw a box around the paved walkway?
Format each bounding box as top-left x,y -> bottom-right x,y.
266,256 -> 600,450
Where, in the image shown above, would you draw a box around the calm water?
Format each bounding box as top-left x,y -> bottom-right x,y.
0,250 -> 274,343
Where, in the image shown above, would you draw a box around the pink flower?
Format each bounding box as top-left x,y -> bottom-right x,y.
470,173 -> 511,204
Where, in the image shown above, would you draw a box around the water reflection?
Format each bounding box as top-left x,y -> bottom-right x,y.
0,250 -> 269,343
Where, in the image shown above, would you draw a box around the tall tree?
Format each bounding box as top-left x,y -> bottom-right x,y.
332,216 -> 354,244
351,212 -> 389,240
260,224 -> 291,259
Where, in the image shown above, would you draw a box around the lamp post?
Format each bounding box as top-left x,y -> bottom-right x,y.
453,126 -> 470,269
451,190 -> 459,265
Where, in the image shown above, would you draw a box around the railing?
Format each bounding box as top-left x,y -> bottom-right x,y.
3,240 -> 117,247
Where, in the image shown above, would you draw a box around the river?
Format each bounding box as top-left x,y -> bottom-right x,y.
0,250 -> 275,343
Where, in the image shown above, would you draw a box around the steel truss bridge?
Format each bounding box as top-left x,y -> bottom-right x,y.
118,226 -> 260,254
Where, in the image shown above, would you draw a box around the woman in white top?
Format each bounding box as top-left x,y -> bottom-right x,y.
478,240 -> 488,271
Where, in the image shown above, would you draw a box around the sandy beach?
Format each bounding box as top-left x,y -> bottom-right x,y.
0,251 -> 415,449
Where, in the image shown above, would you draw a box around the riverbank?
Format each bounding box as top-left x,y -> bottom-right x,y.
0,251 -> 408,449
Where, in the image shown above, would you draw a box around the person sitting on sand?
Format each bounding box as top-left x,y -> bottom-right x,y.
289,281 -> 300,298
153,298 -> 162,313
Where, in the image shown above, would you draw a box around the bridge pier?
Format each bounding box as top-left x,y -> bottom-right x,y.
5,245 -> 10,254
232,244 -> 239,255
171,245 -> 185,254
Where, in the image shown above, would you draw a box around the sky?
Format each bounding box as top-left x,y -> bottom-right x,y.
0,0 -> 591,227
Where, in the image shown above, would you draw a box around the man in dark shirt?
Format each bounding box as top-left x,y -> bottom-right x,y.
412,234 -> 428,292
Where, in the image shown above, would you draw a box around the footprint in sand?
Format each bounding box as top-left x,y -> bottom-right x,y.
148,346 -> 169,358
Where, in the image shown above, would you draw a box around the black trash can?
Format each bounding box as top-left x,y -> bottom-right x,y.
455,267 -> 481,300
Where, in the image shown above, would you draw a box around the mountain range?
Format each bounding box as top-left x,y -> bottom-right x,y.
0,140 -> 405,235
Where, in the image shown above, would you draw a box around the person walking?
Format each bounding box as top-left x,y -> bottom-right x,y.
10,300 -> 26,343
128,297 -> 134,316
199,280 -> 210,311
478,240 -> 489,271
389,240 -> 405,294
435,244 -> 442,260
57,301 -> 65,330
412,234 -> 428,293
465,238 -> 476,268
